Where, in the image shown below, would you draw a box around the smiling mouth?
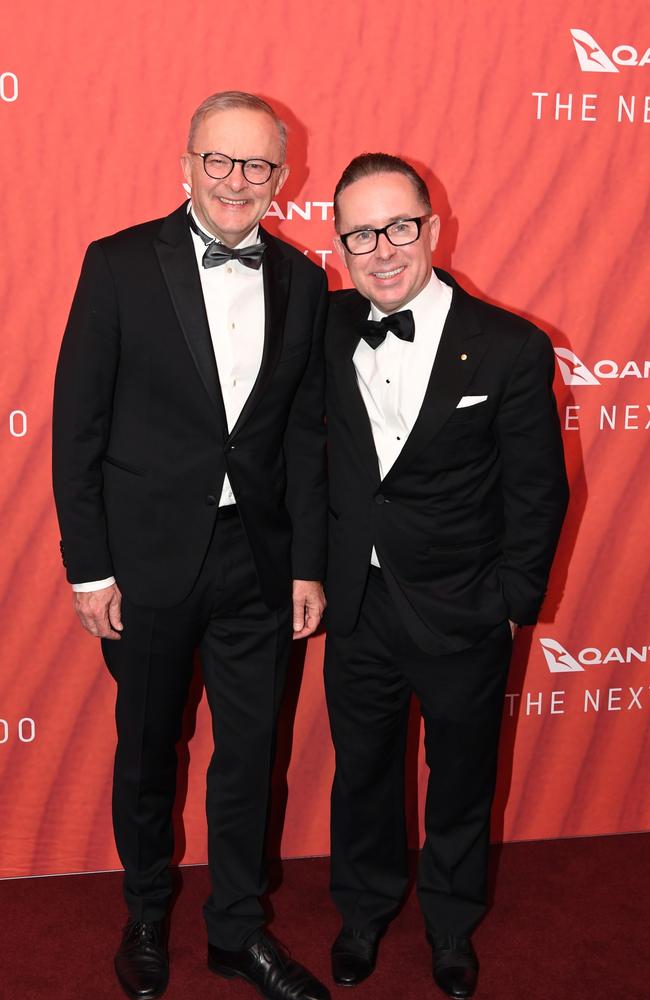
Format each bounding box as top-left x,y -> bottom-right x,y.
218,196 -> 250,207
372,266 -> 405,279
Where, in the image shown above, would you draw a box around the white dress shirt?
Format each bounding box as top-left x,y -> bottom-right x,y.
73,203 -> 265,592
189,205 -> 265,506
352,269 -> 453,568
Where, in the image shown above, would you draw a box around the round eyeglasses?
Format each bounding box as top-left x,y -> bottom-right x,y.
189,151 -> 280,185
340,216 -> 429,255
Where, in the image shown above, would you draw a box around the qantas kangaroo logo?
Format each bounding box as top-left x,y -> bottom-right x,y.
553,348 -> 600,386
539,639 -> 585,673
570,29 -> 619,72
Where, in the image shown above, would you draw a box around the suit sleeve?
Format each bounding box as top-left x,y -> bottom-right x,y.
494,327 -> 569,624
52,242 -> 119,584
283,269 -> 328,581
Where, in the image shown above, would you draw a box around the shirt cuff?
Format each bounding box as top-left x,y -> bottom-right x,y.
72,577 -> 116,593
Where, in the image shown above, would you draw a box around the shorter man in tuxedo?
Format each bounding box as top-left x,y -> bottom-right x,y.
324,154 -> 568,998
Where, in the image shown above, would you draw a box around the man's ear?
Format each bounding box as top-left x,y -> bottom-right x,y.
180,153 -> 192,187
429,214 -> 441,253
273,164 -> 290,197
333,235 -> 348,267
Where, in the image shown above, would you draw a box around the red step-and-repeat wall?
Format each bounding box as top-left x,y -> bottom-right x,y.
1,1 -> 649,878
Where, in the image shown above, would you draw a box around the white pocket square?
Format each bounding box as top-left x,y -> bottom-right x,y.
456,395 -> 488,408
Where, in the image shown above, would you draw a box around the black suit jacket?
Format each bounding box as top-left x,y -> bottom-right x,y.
53,203 -> 328,609
325,270 -> 569,654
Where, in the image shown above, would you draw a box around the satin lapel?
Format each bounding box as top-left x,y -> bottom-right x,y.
382,281 -> 489,483
153,204 -> 227,427
228,228 -> 290,438
333,292 -> 382,485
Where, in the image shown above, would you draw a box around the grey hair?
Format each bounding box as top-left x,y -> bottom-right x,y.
187,91 -> 288,160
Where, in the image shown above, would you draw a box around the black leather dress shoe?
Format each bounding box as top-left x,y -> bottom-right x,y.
430,932 -> 478,999
208,933 -> 330,1000
114,919 -> 169,999
331,927 -> 379,987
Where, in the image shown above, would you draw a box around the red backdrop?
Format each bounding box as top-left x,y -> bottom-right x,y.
1,0 -> 649,878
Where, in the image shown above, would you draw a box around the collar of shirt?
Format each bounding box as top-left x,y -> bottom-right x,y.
369,268 -> 452,333
187,201 -> 261,256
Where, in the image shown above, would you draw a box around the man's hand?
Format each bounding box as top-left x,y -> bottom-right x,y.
509,620 -> 519,639
73,584 -> 123,639
292,580 -> 326,640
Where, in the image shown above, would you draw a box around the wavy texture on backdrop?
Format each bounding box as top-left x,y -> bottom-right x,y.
1,0 -> 649,877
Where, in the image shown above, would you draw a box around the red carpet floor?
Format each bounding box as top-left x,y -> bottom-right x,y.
1,834 -> 648,1000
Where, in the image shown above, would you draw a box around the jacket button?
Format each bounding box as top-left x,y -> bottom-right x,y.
228,444 -> 236,451
374,494 -> 385,505
206,495 -> 218,506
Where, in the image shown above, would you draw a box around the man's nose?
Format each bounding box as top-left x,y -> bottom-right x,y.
226,162 -> 248,191
374,232 -> 396,259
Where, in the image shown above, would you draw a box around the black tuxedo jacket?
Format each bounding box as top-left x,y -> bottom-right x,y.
325,270 -> 569,654
53,203 -> 328,609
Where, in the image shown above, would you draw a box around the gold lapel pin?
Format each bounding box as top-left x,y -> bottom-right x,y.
460,353 -> 468,361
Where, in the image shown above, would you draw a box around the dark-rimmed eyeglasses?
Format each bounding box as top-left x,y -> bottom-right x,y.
188,151 -> 280,185
339,216 -> 429,255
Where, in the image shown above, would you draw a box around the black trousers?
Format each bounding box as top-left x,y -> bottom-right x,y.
102,512 -> 292,949
324,568 -> 511,938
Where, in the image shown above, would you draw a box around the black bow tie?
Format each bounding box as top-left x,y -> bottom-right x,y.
362,309 -> 415,350
202,242 -> 266,269
188,212 -> 266,270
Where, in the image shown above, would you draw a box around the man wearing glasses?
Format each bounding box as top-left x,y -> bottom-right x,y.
53,92 -> 329,1000
324,154 -> 568,998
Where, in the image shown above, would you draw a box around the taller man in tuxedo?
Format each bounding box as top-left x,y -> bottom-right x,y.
324,154 -> 568,999
53,92 -> 329,1000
